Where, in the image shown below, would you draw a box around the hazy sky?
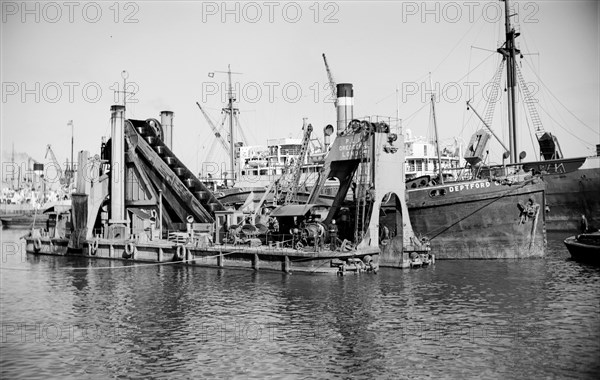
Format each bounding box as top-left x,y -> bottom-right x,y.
2,0 -> 599,173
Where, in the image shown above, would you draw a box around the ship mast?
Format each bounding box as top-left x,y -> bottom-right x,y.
11,143 -> 16,189
431,93 -> 444,185
211,65 -> 241,185
226,65 -> 236,183
497,0 -> 521,164
428,74 -> 444,184
68,120 -> 74,187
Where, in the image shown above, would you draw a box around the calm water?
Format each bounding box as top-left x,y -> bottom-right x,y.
1,229 -> 599,379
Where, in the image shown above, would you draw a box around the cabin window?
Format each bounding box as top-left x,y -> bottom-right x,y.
424,145 -> 428,156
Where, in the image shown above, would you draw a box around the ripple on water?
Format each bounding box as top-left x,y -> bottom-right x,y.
1,230 -> 599,379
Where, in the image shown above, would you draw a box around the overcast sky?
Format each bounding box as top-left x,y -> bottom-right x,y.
2,0 -> 599,173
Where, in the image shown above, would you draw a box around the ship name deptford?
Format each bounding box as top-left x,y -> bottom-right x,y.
447,181 -> 497,193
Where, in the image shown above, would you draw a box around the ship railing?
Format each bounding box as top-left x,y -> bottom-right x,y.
439,163 -> 533,184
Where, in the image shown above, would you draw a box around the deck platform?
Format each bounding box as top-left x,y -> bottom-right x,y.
24,237 -> 382,274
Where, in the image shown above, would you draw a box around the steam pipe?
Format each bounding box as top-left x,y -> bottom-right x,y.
160,111 -> 174,150
109,105 -> 126,224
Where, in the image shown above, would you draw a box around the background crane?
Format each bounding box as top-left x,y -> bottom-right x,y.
196,101 -> 251,181
196,101 -> 230,157
45,144 -> 65,185
322,53 -> 337,108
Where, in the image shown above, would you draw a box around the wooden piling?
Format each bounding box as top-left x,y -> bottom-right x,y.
253,253 -> 259,271
282,256 -> 290,273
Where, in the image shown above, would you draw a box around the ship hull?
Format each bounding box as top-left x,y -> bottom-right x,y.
538,157 -> 600,231
406,178 -> 546,259
24,237 -> 381,275
0,213 -> 48,229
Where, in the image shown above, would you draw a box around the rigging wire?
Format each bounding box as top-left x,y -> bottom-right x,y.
401,101 -> 430,129
536,103 -> 595,147
402,52 -> 498,135
449,52 -> 498,90
518,55 -> 576,138
430,13 -> 485,74
460,16 -> 495,139
461,44 -> 474,141
466,56 -> 505,103
378,14 -> 484,107
375,72 -> 430,105
234,114 -> 249,146
460,52 -> 502,140
517,84 -> 540,158
523,59 -> 598,135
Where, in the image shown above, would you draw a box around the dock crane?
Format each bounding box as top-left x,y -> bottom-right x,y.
251,120 -> 314,214
322,53 -> 337,108
283,120 -> 313,204
45,144 -> 66,185
196,102 -> 230,156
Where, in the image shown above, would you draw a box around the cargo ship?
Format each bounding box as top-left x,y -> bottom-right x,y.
457,0 -> 599,232
404,176 -> 546,259
399,0 -> 555,258
401,0 -> 599,257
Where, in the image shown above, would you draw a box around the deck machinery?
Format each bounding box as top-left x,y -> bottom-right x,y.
69,105 -> 224,245
30,83 -> 431,272
304,85 -> 431,267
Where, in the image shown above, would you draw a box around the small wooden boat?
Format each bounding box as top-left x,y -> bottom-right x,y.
564,232 -> 600,265
420,253 -> 435,266
409,252 -> 423,268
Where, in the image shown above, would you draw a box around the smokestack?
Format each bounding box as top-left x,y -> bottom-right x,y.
110,105 -> 126,224
160,111 -> 174,150
336,83 -> 353,135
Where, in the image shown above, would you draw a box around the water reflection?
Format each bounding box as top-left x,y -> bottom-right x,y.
1,229 -> 598,379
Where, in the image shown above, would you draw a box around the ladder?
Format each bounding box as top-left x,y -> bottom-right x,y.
354,173 -> 368,243
516,64 -> 545,140
483,59 -> 505,127
353,139 -> 370,243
